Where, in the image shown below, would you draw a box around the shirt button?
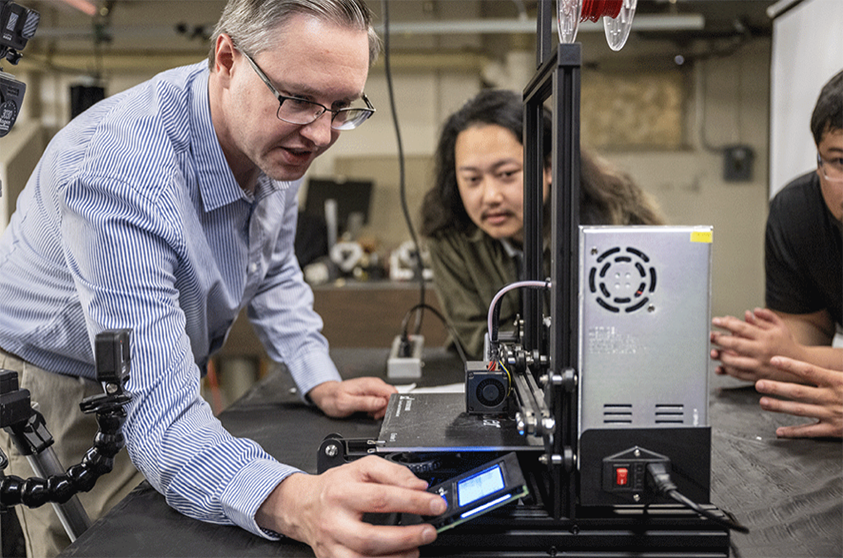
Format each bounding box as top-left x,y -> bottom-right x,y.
250,263 -> 259,273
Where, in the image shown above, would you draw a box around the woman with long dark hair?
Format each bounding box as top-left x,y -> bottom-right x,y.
420,89 -> 665,359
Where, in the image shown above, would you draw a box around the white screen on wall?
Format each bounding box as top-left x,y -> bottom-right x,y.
769,0 -> 843,198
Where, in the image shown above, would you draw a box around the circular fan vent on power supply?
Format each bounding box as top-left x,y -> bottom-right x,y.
588,246 -> 657,313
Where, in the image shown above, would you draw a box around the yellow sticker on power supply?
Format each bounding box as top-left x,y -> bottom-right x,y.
690,229 -> 713,243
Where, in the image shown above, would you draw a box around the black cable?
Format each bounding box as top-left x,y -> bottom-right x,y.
646,462 -> 749,534
380,0 -> 425,336
399,303 -> 468,367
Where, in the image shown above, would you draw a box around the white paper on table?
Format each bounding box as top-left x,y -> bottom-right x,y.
394,383 -> 464,394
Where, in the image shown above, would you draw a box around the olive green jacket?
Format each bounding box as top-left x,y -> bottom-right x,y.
425,228 -> 549,360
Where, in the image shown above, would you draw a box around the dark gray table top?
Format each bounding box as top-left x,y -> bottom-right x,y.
59,348 -> 842,558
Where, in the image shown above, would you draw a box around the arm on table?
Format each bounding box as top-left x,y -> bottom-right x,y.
710,308 -> 841,383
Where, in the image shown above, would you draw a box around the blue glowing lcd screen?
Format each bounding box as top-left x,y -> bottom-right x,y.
457,464 -> 505,507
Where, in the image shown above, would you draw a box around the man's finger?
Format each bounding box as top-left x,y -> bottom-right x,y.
720,365 -> 757,382
743,310 -> 758,326
717,351 -> 761,373
346,377 -> 399,397
348,523 -> 438,557
711,316 -> 756,338
352,456 -> 429,490
758,395 -> 826,420
774,422 -> 829,439
355,484 -> 446,518
752,307 -> 782,326
353,394 -> 389,414
711,333 -> 758,356
769,356 -> 829,385
756,378 -> 816,402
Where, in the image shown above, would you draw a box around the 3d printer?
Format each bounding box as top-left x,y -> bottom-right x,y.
318,1 -> 745,555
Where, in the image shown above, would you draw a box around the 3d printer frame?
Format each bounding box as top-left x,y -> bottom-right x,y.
318,2 -> 736,555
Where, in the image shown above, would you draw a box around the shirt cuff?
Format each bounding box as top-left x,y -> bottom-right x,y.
285,348 -> 341,403
219,458 -> 302,540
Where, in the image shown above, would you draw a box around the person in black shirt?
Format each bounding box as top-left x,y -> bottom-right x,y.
710,70 -> 842,439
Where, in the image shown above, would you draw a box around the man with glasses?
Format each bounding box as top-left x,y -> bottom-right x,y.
0,1 -> 446,556
711,70 -> 842,439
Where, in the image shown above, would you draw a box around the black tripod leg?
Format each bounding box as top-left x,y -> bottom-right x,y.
25,448 -> 92,540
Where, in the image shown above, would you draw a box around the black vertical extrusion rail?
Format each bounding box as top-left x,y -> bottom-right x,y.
522,0 -> 580,521
536,0 -> 553,74
522,0 -> 553,354
521,102 -> 544,353
552,43 -> 580,522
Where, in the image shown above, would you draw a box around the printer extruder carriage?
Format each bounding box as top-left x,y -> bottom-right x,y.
319,3 -> 733,555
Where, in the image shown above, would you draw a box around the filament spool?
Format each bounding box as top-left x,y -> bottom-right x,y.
581,0 -> 622,22
602,0 -> 637,51
556,0 -> 583,44
557,0 -> 638,51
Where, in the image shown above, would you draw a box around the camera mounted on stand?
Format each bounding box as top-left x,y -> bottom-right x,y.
0,329 -> 133,543
0,0 -> 39,137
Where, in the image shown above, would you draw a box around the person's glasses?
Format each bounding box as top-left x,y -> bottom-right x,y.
240,49 -> 374,131
817,152 -> 843,183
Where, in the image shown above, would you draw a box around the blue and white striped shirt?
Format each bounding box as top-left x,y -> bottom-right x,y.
0,61 -> 341,538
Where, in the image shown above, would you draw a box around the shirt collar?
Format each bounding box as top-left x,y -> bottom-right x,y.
189,65 -> 297,211
499,237 -> 522,259
467,226 -> 548,256
467,227 -> 524,255
188,66 -> 242,211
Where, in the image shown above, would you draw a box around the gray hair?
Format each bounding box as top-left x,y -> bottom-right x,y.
208,0 -> 381,68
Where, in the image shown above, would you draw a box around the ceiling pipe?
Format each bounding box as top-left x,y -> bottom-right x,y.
33,13 -> 705,41
375,14 -> 705,34
13,51 -> 491,73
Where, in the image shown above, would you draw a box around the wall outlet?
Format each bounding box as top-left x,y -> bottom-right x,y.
723,144 -> 754,182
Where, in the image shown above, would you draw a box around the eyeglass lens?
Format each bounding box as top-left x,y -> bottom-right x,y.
819,154 -> 843,182
276,99 -> 371,130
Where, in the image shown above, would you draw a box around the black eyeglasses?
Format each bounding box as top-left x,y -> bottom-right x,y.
817,152 -> 843,183
240,49 -> 375,131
